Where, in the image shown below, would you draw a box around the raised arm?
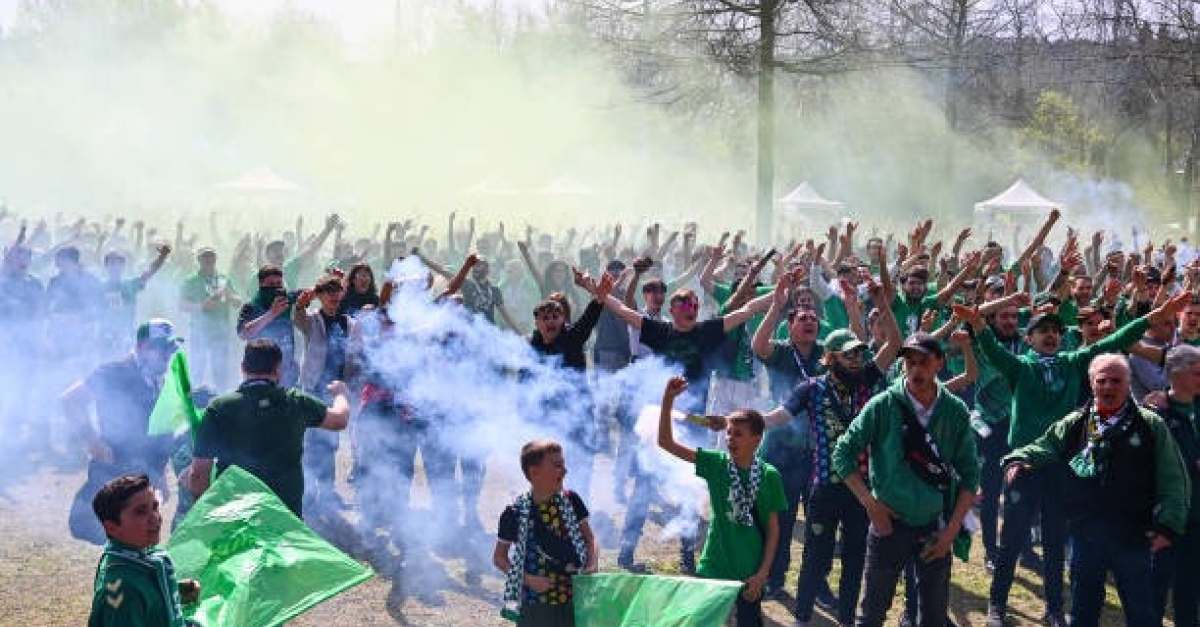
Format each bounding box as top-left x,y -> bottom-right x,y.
601,294 -> 645,329
725,249 -> 774,312
698,243 -> 725,297
516,240 -> 547,295
658,377 -> 697,463
722,291 -> 773,333
753,271 -> 792,361
944,329 -> 979,394
867,276 -> 903,370
1014,208 -> 1061,270
295,214 -> 340,266
934,251 -> 981,306
435,253 -> 479,300
135,243 -> 172,284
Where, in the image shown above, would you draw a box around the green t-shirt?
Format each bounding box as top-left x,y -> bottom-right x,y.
180,271 -> 238,338
713,282 -> 774,381
891,293 -> 940,339
193,381 -> 328,516
694,448 -> 788,581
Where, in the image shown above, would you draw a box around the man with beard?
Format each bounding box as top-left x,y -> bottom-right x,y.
63,319 -> 184,544
958,291 -> 1191,627
1004,354 -> 1188,627
745,278 -> 902,626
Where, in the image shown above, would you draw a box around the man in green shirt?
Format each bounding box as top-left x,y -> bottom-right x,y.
186,339 -> 351,519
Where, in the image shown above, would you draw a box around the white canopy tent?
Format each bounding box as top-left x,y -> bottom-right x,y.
974,179 -> 1061,218
775,182 -> 845,239
776,182 -> 845,214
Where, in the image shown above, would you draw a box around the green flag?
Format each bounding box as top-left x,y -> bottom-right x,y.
148,350 -> 201,436
572,573 -> 742,627
166,466 -> 374,627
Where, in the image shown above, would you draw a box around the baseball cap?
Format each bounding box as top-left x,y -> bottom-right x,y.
1026,312 -> 1065,334
984,275 -> 1005,291
824,329 -> 866,354
196,246 -> 217,258
899,332 -> 945,358
136,318 -> 183,349
1033,292 -> 1062,308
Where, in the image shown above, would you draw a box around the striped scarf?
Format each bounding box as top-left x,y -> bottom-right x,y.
501,491 -> 589,622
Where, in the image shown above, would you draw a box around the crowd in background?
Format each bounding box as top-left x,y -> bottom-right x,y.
1,206 -> 1197,626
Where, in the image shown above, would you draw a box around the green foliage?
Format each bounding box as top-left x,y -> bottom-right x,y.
1021,91 -> 1106,173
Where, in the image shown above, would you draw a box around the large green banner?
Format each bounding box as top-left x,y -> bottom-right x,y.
167,466 -> 374,627
573,572 -> 742,627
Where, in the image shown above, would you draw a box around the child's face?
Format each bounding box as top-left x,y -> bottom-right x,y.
725,422 -> 762,460
103,487 -> 163,549
529,451 -> 567,492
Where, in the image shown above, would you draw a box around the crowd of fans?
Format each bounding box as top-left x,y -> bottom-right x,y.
3,206 -> 1197,627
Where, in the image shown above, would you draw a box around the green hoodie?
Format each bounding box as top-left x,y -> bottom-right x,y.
976,315 -> 1150,448
1004,404 -> 1191,539
832,378 -> 980,527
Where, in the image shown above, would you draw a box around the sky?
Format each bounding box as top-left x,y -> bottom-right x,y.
0,0 -> 553,39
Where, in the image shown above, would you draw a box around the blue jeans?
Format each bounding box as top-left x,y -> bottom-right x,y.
856,520 -> 950,627
795,482 -> 867,624
1069,523 -> 1156,627
976,417 -> 1010,560
987,464 -> 1068,613
1153,520 -> 1199,627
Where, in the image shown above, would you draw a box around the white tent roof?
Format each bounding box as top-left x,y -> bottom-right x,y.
213,167 -> 304,193
974,179 -> 1060,214
776,182 -> 844,212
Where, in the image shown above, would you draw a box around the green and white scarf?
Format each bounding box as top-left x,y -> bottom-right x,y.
501,491 -> 589,622
726,456 -> 763,527
1069,400 -> 1136,479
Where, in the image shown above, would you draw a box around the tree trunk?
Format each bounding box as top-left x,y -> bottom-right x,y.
755,0 -> 778,245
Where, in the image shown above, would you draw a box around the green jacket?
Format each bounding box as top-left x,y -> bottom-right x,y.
832,378 -> 980,527
89,540 -> 186,627
976,315 -> 1150,448
1005,404 -> 1191,539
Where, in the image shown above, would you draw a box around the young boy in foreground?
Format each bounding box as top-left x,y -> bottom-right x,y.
659,376 -> 787,627
494,440 -> 599,627
88,474 -> 201,627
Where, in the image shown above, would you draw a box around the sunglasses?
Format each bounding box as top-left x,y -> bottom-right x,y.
672,301 -> 699,311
